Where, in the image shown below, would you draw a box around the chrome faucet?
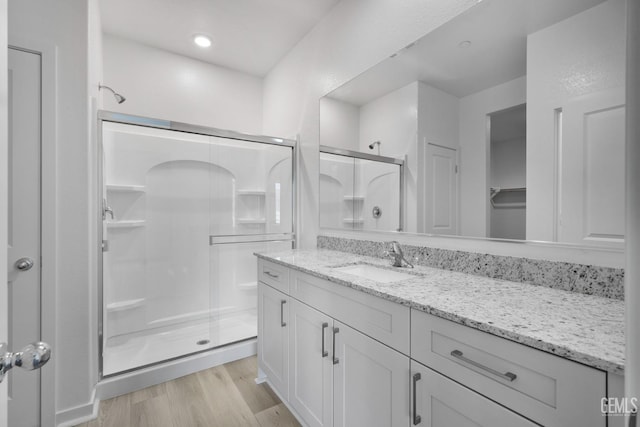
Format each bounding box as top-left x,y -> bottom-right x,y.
385,241 -> 414,268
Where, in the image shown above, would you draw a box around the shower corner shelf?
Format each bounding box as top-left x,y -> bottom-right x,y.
107,220 -> 146,228
236,218 -> 267,225
107,298 -> 145,312
343,196 -> 365,202
343,218 -> 364,224
236,190 -> 266,196
106,184 -> 146,193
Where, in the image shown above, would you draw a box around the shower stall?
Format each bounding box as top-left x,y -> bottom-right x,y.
319,146 -> 403,231
98,112 -> 295,377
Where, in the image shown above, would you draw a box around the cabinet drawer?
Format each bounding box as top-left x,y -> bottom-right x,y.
411,310 -> 606,427
258,258 -> 290,293
290,270 -> 410,355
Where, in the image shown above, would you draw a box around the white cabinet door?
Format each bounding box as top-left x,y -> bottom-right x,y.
411,361 -> 538,427
289,300 -> 333,427
334,322 -> 409,427
257,283 -> 289,398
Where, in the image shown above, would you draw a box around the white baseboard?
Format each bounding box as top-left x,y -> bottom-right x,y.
55,388 -> 100,427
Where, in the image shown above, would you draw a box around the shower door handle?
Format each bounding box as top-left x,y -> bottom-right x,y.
280,300 -> 287,327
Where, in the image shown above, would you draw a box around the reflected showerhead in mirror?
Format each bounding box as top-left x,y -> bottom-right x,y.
99,83 -> 126,104
369,140 -> 381,155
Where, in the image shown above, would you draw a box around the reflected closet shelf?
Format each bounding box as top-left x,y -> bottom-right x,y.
106,220 -> 146,228
343,218 -> 364,224
236,218 -> 267,224
236,190 -> 266,196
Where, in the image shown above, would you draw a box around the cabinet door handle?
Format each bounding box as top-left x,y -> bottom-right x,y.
332,327 -> 340,365
280,300 -> 287,327
450,349 -> 517,382
265,271 -> 279,279
321,322 -> 329,357
412,372 -> 422,425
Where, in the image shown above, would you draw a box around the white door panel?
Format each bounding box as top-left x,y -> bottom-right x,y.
560,89 -> 625,247
423,143 -> 458,235
7,47 -> 41,427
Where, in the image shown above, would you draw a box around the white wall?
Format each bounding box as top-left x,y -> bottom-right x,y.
526,0 -> 626,241
458,76 -> 526,237
490,137 -> 526,240
262,0 -> 479,248
319,97 -> 360,151
8,0 -> 96,423
103,34 -> 263,135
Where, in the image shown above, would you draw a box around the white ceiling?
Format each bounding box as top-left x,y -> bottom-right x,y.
327,0 -> 605,105
100,0 -> 341,77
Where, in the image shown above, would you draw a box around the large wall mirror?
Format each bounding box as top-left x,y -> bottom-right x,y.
319,0 -> 626,248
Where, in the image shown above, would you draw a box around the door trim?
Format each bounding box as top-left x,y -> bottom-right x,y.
8,37 -> 58,427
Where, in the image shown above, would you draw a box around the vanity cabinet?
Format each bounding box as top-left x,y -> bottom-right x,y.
258,261 -> 410,427
257,257 -> 612,427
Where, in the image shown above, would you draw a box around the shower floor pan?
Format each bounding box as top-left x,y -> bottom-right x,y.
102,309 -> 257,376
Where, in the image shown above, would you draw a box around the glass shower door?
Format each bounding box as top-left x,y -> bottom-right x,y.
101,117 -> 294,376
207,136 -> 294,349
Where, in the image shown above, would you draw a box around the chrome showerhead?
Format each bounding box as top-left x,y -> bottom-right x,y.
99,84 -> 126,104
368,140 -> 381,150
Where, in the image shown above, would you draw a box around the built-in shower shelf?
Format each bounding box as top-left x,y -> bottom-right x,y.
236,218 -> 267,224
236,190 -> 266,196
107,220 -> 146,228
107,298 -> 145,312
106,184 -> 146,193
343,218 -> 364,224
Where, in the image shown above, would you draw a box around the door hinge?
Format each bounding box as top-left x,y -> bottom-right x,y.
102,240 -> 109,252
455,165 -> 459,173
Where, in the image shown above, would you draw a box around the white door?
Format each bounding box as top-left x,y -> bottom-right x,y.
333,322 -> 409,427
6,47 -> 42,427
288,300 -> 333,427
1,2 -> 9,425
257,283 -> 289,398
423,143 -> 458,235
411,361 -> 537,426
559,88 -> 625,247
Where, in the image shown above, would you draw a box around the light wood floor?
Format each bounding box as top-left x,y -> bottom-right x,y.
75,356 -> 301,427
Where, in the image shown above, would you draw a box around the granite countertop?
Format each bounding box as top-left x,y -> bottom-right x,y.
255,249 -> 625,375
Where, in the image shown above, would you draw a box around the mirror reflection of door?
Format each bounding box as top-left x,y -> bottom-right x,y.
422,143 -> 458,235
488,104 -> 527,240
7,47 -> 42,427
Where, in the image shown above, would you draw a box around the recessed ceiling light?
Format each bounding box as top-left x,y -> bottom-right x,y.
458,40 -> 472,49
193,35 -> 212,48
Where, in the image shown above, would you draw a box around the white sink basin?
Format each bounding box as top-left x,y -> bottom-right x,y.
332,264 -> 415,283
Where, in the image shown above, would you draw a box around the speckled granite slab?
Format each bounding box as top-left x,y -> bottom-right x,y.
317,236 -> 625,300
255,249 -> 625,375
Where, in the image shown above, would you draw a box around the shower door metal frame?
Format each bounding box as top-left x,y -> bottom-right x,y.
96,110 -> 297,378
320,145 -> 405,231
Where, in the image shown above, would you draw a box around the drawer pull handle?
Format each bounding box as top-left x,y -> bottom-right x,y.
412,372 -> 422,425
332,327 -> 340,365
280,300 -> 287,327
322,323 -> 329,357
265,271 -> 279,279
450,350 -> 517,382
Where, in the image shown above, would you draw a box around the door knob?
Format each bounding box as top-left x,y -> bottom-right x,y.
0,341 -> 52,383
15,257 -> 34,271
